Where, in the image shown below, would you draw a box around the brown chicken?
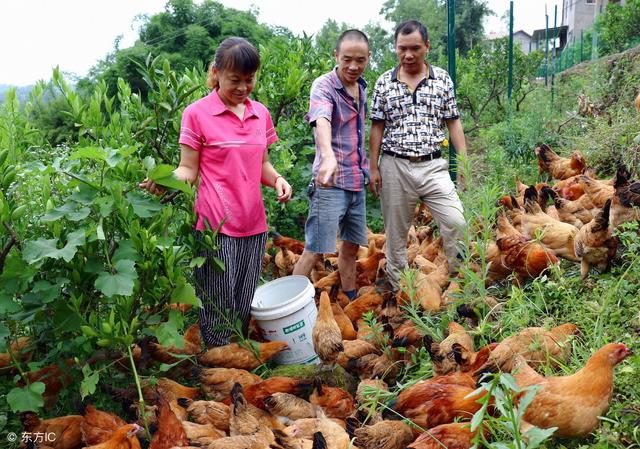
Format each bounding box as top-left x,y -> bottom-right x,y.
521,187 -> 580,262
271,233 -> 305,254
20,361 -> 74,408
535,144 -> 586,180
542,186 -> 595,228
149,396 -> 189,449
390,381 -> 486,432
452,343 -> 499,376
229,383 -> 282,436
198,341 -> 289,370
610,166 -> 640,228
82,405 -> 127,446
356,251 -> 387,283
406,422 -> 475,449
84,424 -> 142,449
574,199 -> 617,278
422,323 -> 474,376
390,320 -> 424,348
313,291 -> 344,368
578,174 -> 614,208
397,255 -> 448,313
338,338 -> 382,361
181,421 -> 225,444
495,212 -> 559,283
561,182 -> 586,201
243,376 -> 312,409
330,301 -> 357,340
177,398 -> 230,431
343,290 -> 384,322
275,246 -> 300,277
154,377 -> 200,402
353,420 -> 414,449
284,409 -> 351,449
263,392 -> 317,422
474,323 -> 579,375
199,367 -> 262,401
309,380 -> 356,419
0,336 -> 31,371
149,324 -> 201,365
513,342 -> 633,438
367,228 -> 386,250
21,412 -> 83,449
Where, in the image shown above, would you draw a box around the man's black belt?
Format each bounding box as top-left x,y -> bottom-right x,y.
382,150 -> 442,162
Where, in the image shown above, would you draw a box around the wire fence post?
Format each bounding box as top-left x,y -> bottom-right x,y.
580,30 -> 584,63
508,0 -> 514,102
447,0 -> 457,182
551,4 -> 558,106
545,11 -> 549,86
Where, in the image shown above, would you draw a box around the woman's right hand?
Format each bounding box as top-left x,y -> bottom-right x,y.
139,178 -> 166,196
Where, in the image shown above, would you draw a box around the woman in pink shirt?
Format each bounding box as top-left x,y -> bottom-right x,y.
141,37 -> 292,347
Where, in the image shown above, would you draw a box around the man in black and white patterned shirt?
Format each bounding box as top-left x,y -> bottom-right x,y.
369,20 -> 467,291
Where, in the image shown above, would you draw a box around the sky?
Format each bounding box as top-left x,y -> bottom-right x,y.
0,0 -> 563,86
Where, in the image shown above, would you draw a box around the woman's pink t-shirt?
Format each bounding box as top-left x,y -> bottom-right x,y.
179,90 -> 278,236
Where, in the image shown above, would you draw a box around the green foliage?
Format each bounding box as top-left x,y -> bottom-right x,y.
457,40 -> 544,132
381,0 -> 490,59
597,0 -> 640,55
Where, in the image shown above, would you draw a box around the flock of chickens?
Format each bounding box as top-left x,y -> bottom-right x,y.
4,144 -> 639,449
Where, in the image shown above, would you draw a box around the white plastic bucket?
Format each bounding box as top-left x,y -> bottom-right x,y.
251,275 -> 319,365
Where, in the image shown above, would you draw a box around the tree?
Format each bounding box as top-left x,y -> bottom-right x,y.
380,0 -> 490,60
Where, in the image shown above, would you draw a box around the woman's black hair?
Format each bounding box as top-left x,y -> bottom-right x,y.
207,37 -> 260,89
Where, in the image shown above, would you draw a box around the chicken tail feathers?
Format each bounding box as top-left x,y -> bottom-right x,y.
312,432 -> 328,449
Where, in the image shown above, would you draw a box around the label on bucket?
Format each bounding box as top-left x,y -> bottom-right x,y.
283,320 -> 305,334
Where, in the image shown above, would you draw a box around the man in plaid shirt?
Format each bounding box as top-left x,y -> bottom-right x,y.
369,20 -> 467,291
293,29 -> 370,301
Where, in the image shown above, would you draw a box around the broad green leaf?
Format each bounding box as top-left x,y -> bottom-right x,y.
469,400 -> 487,431
7,382 -> 45,412
126,191 -> 163,218
170,282 -> 201,307
32,280 -> 62,304
96,196 -> 114,217
189,257 -> 206,268
23,229 -> 85,263
149,164 -> 175,179
0,293 -> 21,314
70,185 -> 99,205
525,426 -> 558,449
113,240 -> 140,263
149,164 -> 190,193
41,202 -> 91,222
69,146 -> 107,162
96,218 -> 105,240
499,373 -> 520,392
517,386 -> 539,419
94,259 -> 137,297
153,175 -> 191,194
155,310 -> 185,348
80,365 -> 99,400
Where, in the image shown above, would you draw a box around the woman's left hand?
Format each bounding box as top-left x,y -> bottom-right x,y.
275,177 -> 292,202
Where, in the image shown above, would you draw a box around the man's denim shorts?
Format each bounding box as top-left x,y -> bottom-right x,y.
303,182 -> 368,254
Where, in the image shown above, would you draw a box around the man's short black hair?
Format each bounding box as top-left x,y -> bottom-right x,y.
394,20 -> 429,43
335,29 -> 369,52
